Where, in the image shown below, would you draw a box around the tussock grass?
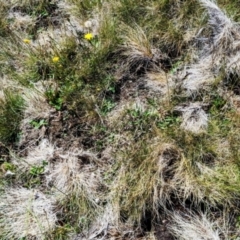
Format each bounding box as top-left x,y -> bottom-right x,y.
46,149 -> 103,231
111,139 -> 180,224
0,188 -> 57,240
22,81 -> 52,122
175,102 -> 208,133
46,150 -> 101,201
118,24 -> 163,75
12,139 -> 54,171
169,211 -> 225,240
181,0 -> 240,96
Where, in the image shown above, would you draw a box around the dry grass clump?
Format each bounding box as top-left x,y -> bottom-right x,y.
109,129 -> 240,228
202,0 -> 240,83
7,10 -> 35,32
85,201 -> 158,240
0,75 -> 24,94
0,188 -> 57,240
175,102 -> 208,134
11,139 -> 54,171
46,148 -> 103,231
31,14 -> 84,51
180,61 -> 216,96
46,149 -> 102,201
181,0 -> 240,95
199,0 -> 236,55
111,139 -> 181,224
22,82 -> 52,122
17,81 -> 54,148
119,24 -> 164,75
169,211 -> 225,240
197,162 -> 240,205
171,155 -> 240,206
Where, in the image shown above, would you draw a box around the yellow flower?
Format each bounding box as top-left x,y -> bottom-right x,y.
84,33 -> 93,41
52,56 -> 60,63
23,38 -> 30,44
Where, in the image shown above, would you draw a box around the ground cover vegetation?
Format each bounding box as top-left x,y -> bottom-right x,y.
1,0 -> 240,239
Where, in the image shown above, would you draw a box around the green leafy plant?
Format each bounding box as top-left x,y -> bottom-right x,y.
45,88 -> 63,111
46,224 -> 73,240
170,60 -> 183,74
29,160 -> 48,176
122,107 -> 160,139
1,162 -> 16,172
157,115 -> 181,130
29,119 -> 48,129
100,98 -> 116,115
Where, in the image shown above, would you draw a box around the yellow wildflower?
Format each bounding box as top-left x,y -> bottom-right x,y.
52,56 -> 60,63
23,38 -> 31,44
84,33 -> 93,41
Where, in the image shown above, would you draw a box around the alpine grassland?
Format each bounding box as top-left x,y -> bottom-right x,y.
1,0 -> 240,239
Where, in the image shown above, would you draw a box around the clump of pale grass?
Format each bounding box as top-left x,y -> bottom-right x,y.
12,139 -> 54,171
0,188 -> 57,240
83,18 -> 99,35
156,144 -> 181,207
46,149 -> 102,203
181,0 -> 240,95
22,81 -> 52,122
120,24 -> 153,58
169,211 -> 224,240
32,24 -> 81,53
0,75 -> 23,92
95,203 -> 120,229
200,0 -> 240,80
33,27 -> 66,52
175,103 -> 208,134
180,61 -> 216,96
0,77 -> 50,126
199,0 -> 235,51
11,139 -> 53,169
169,155 -> 203,203
199,0 -> 231,28
7,11 -> 35,31
106,100 -> 130,126
84,203 -> 122,240
18,85 -> 53,149
86,201 -> 151,240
